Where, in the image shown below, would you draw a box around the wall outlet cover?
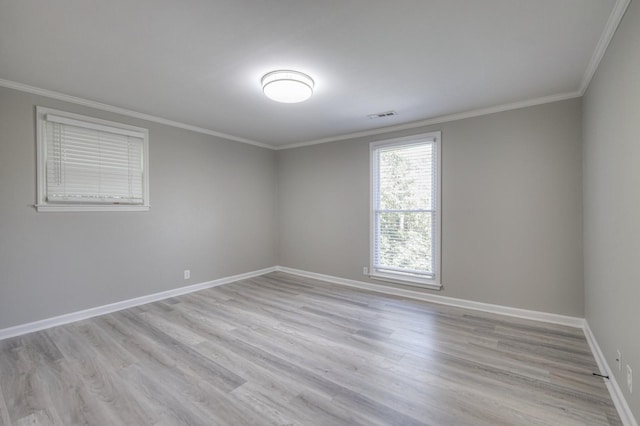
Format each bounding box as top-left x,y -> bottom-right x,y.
627,365 -> 633,394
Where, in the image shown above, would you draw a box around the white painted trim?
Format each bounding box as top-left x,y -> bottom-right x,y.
0,267 -> 276,341
275,266 -> 585,328
35,106 -> 151,212
279,0 -> 634,153
0,0 -> 629,155
369,132 -> 442,288
579,0 -> 632,95
275,267 -> 637,423
583,321 -> 638,426
34,205 -> 150,212
0,78 -> 274,150
275,91 -> 581,150
3,262 -> 632,424
0,78 -> 582,152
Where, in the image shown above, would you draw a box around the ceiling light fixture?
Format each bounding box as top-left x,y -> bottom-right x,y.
261,70 -> 314,103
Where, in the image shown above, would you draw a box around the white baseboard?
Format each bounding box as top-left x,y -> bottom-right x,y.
275,266 -> 636,424
2,265 -> 635,424
0,266 -> 276,341
276,266 -> 585,328
584,322 -> 638,426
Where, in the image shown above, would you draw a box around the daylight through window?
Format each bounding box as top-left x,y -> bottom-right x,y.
371,132 -> 441,288
36,107 -> 149,212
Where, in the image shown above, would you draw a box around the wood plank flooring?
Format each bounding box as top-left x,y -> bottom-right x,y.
0,272 -> 622,425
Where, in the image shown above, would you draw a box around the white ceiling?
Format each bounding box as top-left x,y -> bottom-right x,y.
0,0 -> 620,148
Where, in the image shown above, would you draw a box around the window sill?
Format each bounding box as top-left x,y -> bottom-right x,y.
369,272 -> 442,291
35,204 -> 150,212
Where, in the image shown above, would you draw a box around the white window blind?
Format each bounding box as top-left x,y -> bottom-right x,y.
371,132 -> 441,288
36,107 -> 149,212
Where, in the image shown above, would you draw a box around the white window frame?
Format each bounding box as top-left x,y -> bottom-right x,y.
369,131 -> 442,290
35,106 -> 150,212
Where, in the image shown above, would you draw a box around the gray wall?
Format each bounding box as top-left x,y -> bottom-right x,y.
278,99 -> 584,317
0,86 -> 278,329
583,0 -> 640,419
0,86 -> 585,329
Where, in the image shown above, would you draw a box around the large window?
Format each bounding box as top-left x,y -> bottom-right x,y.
370,132 -> 441,289
36,107 -> 149,212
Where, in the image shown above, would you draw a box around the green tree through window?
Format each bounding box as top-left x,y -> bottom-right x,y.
372,133 -> 440,285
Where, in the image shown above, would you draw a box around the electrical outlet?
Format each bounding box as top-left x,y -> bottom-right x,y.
627,365 -> 633,394
184,269 -> 190,280
363,266 -> 369,275
617,350 -> 622,371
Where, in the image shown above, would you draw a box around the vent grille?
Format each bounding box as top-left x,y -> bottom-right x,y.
368,110 -> 398,119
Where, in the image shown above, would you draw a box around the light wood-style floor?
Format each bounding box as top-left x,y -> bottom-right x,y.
0,272 -> 621,425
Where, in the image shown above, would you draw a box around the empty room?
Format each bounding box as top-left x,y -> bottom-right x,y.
0,0 -> 639,425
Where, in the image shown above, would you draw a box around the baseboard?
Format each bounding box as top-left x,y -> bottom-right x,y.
275,266 -> 585,328
0,266 -> 276,341
584,321 -> 638,426
275,266 -> 637,423
3,265 -> 633,424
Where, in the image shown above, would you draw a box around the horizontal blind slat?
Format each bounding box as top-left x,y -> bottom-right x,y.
373,139 -> 436,278
45,120 -> 145,205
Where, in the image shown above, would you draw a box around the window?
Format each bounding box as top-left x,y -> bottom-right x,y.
370,132 -> 441,289
36,107 -> 149,212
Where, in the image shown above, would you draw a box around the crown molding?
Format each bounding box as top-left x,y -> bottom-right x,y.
580,0 -> 631,95
276,91 -> 581,150
3,0 -> 628,158
0,0 -> 628,152
3,76 -> 580,152
0,78 -> 274,150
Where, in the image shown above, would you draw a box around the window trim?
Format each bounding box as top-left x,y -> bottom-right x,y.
35,106 -> 150,212
369,131 -> 442,290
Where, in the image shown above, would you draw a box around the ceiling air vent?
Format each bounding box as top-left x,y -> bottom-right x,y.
367,110 -> 398,119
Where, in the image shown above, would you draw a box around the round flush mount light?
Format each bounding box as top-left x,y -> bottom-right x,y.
261,70 -> 314,103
